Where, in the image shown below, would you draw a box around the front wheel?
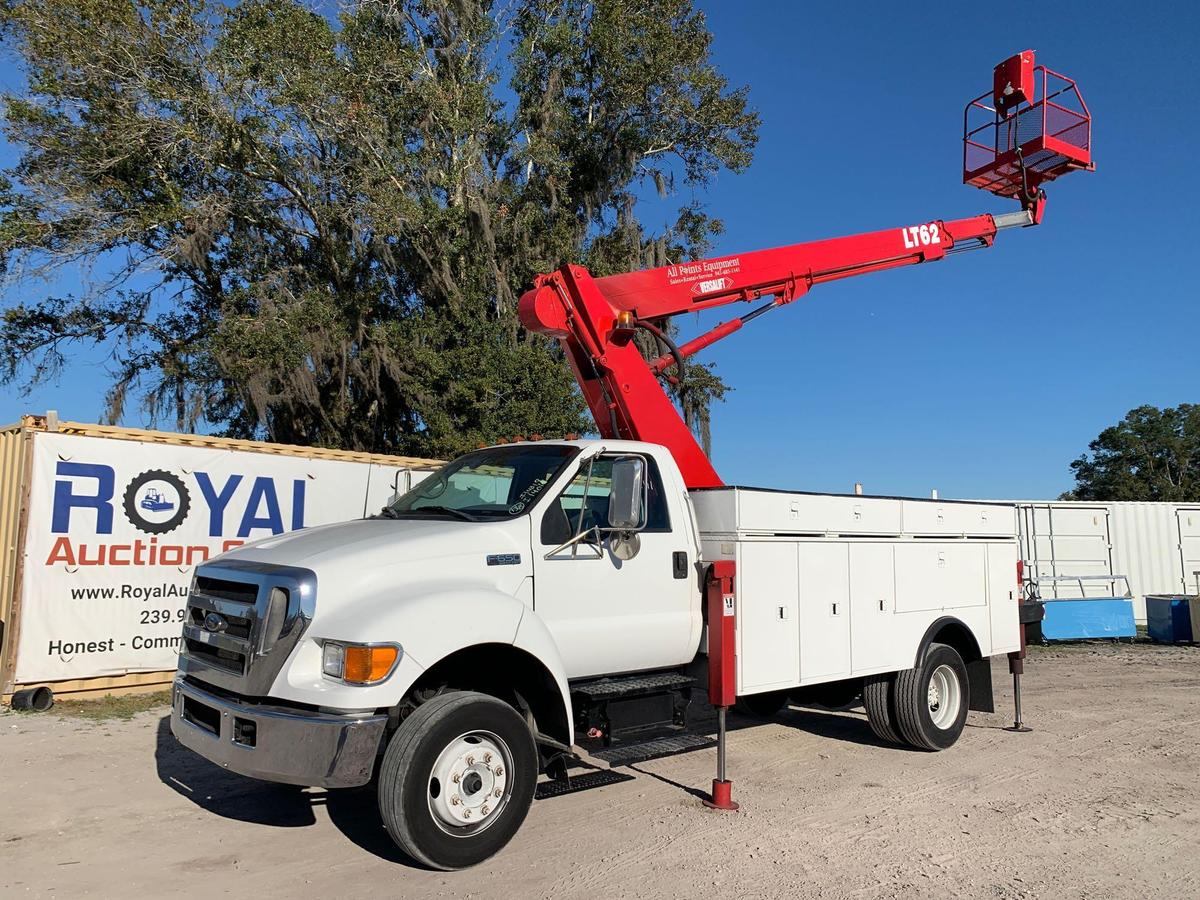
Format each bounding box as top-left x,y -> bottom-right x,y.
892,643 -> 969,751
377,691 -> 537,870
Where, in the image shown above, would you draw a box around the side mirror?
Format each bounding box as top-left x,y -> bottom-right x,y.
607,457 -> 647,531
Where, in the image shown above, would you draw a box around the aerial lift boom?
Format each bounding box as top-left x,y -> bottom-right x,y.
518,50 -> 1092,489
518,50 -> 1090,810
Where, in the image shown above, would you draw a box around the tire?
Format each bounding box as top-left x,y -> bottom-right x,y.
862,674 -> 903,744
892,643 -> 969,751
377,691 -> 537,870
735,690 -> 788,718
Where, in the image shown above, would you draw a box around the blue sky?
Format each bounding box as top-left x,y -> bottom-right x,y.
2,1 -> 1197,500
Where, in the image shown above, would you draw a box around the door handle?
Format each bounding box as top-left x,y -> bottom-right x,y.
672,551 -> 688,579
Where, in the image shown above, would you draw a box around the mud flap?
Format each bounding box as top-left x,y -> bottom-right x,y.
966,657 -> 995,713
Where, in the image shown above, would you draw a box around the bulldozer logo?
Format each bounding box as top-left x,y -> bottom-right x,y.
123,469 -> 192,535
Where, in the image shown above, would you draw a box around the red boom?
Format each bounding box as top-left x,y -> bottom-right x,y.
518,52 -> 1091,489
519,205 -> 1038,487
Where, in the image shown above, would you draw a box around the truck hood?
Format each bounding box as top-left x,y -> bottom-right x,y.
214,516 -> 532,601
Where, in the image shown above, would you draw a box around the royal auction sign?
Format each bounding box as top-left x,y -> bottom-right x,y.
15,432 -> 430,683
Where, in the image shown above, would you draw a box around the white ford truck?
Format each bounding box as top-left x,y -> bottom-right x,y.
171,50 -> 1087,870
171,438 -> 1021,869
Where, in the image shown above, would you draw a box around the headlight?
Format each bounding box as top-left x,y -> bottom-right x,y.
321,641 -> 400,685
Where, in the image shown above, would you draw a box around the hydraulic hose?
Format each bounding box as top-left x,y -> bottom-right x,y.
634,319 -> 685,384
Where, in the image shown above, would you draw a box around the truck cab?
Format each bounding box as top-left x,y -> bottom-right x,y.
171,440 -> 703,865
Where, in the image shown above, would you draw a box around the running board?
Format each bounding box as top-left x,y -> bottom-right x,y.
535,769 -> 635,800
591,732 -> 716,767
571,671 -> 697,701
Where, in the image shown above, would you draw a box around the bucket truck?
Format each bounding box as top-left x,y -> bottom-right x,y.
170,51 -> 1091,869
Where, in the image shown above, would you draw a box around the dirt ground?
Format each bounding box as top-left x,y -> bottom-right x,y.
2,643 -> 1197,899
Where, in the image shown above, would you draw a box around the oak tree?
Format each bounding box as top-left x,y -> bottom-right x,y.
1063,405 -> 1200,502
0,0 -> 757,457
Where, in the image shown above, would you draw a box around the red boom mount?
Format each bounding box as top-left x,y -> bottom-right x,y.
518,52 -> 1093,489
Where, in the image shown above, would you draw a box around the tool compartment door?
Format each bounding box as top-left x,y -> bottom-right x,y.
849,543 -> 907,673
797,543 -> 852,682
736,541 -> 800,693
894,543 -> 988,612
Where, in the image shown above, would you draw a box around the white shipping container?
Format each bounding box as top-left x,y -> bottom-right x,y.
1015,501 -> 1200,622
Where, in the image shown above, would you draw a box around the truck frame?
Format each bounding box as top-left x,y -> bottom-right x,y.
170,51 -> 1090,870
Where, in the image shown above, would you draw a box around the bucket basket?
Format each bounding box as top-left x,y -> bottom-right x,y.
964,51 -> 1093,201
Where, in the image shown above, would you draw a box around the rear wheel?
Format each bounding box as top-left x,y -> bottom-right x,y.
378,691 -> 537,870
862,674 -> 903,744
892,643 -> 969,751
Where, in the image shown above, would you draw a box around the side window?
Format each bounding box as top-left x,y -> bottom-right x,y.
540,455 -> 671,545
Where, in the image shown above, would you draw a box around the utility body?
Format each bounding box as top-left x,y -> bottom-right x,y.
170,52 -> 1090,869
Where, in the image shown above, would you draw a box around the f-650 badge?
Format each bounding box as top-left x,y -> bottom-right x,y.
901,223 -> 941,248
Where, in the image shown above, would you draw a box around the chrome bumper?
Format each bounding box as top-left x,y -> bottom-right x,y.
170,677 -> 387,789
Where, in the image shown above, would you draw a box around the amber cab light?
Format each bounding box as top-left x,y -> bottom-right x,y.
344,645 -> 399,684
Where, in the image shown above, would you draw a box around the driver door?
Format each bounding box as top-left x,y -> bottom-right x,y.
531,453 -> 695,679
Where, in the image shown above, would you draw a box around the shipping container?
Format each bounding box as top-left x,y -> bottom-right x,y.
1016,501 -> 1200,622
0,414 -> 440,700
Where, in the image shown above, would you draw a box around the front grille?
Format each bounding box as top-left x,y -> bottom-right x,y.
194,575 -> 258,605
177,561 -> 316,696
188,605 -> 252,639
184,637 -> 247,674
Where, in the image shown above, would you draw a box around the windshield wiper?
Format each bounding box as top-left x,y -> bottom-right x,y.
404,505 -> 479,522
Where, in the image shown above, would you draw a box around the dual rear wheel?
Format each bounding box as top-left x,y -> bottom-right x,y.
863,643 -> 969,750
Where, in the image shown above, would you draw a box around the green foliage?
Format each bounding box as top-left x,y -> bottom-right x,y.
0,0 -> 757,457
1063,405 -> 1200,502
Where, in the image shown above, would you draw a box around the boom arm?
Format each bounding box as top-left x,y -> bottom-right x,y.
519,201 -> 1043,489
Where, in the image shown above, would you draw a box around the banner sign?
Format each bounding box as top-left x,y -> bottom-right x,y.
15,433 -> 432,682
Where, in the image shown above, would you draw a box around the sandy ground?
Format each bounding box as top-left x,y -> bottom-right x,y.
2,643 -> 1198,899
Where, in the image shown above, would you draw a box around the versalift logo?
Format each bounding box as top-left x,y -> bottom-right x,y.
45,462 -> 307,568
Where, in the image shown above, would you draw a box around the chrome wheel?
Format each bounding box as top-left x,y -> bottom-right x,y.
927,664 -> 962,730
427,731 -> 512,836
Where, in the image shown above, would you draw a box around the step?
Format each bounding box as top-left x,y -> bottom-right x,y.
571,672 -> 697,702
591,732 -> 716,767
535,769 -> 635,800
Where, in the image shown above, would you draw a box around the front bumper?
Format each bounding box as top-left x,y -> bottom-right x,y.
170,677 -> 387,789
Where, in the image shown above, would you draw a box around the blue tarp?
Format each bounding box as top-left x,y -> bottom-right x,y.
1041,598 -> 1137,640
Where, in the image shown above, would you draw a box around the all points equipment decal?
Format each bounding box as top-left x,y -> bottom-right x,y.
665,255 -> 741,291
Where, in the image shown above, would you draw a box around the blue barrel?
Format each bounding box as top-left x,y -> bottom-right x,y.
1146,595 -> 1194,643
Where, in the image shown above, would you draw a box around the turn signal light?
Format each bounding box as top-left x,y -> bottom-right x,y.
615,310 -> 635,328
322,641 -> 400,684
344,645 -> 399,684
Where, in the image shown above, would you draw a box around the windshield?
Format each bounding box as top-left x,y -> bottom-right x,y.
382,445 -> 580,522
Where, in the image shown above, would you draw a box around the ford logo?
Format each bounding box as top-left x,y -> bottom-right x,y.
203,612 -> 228,634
